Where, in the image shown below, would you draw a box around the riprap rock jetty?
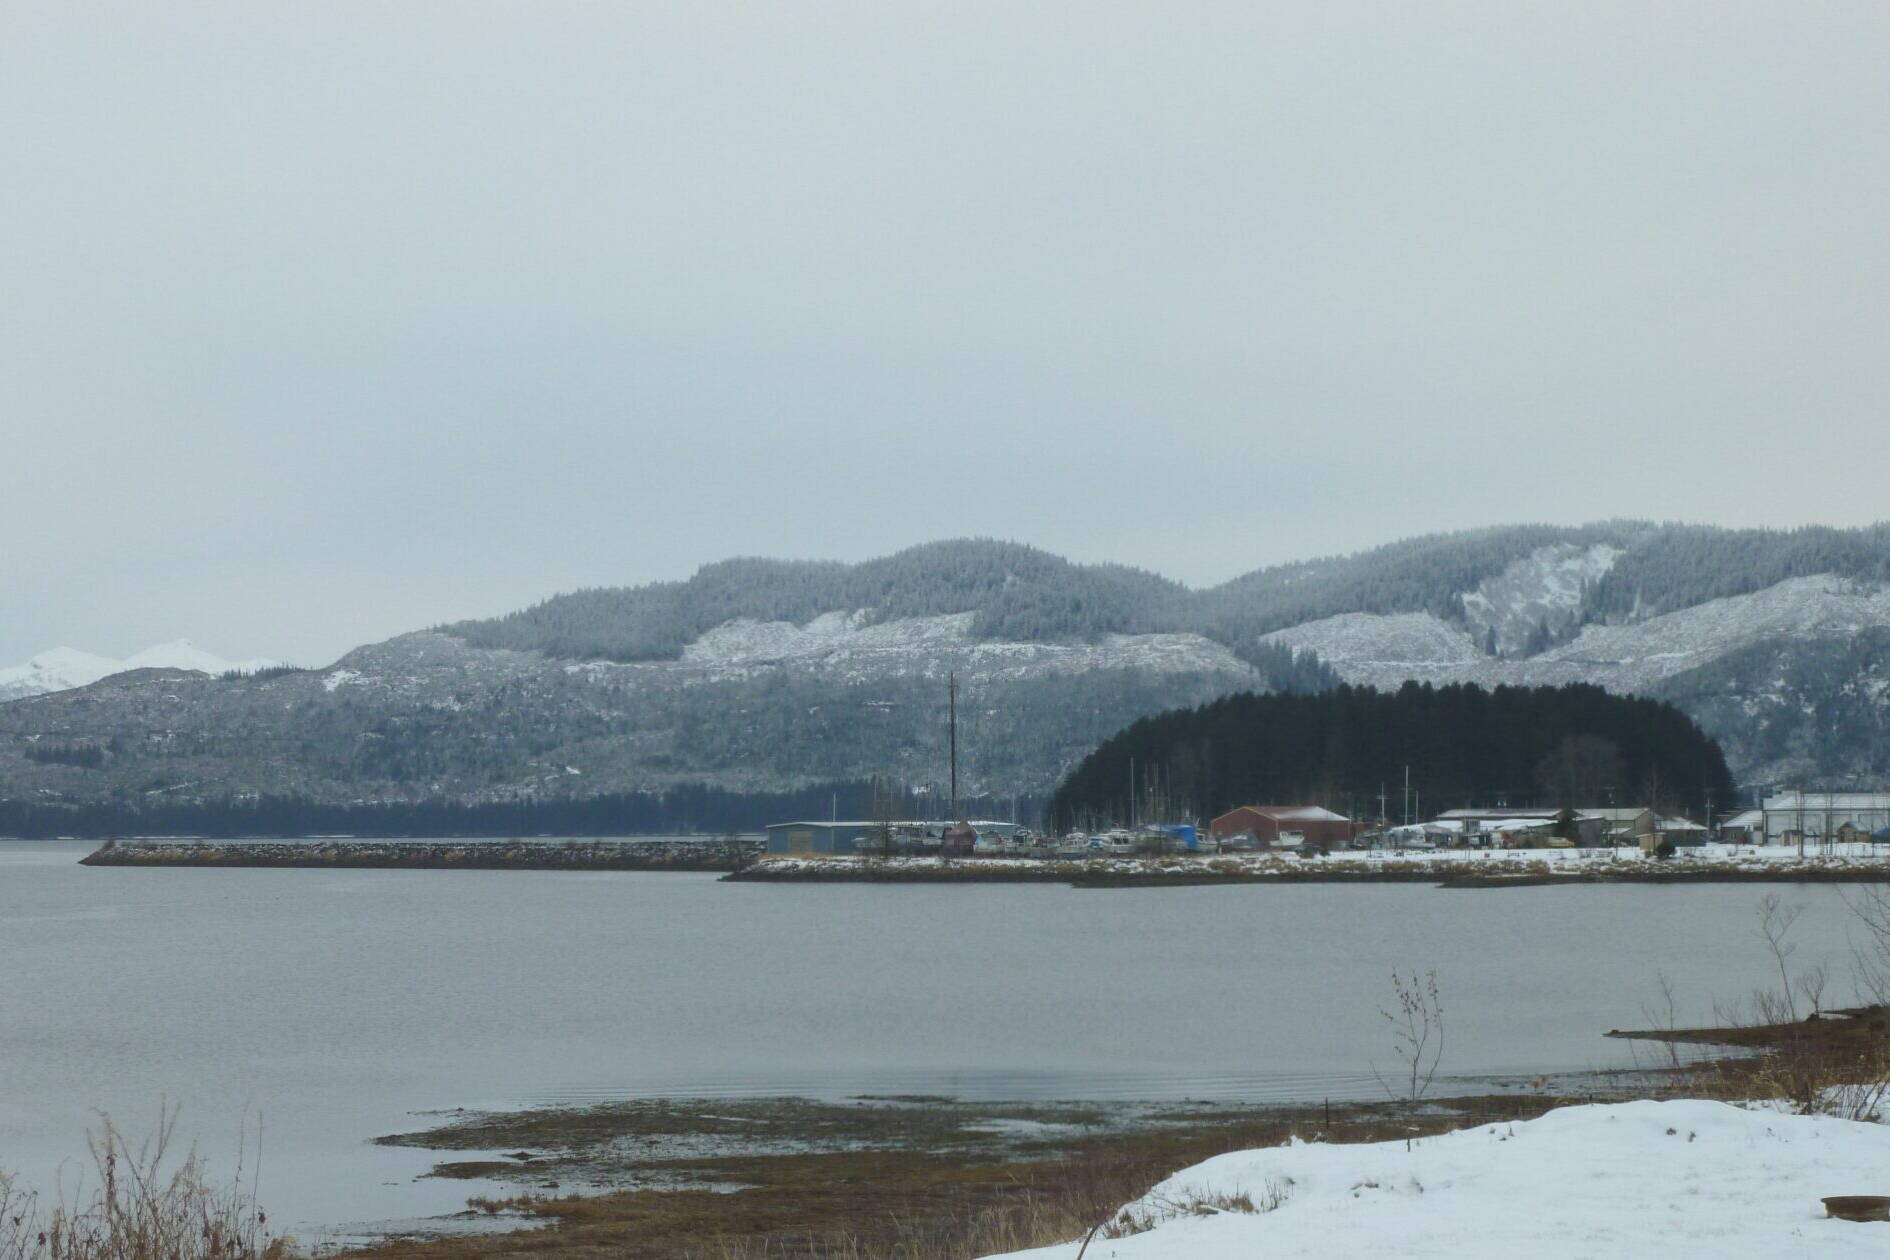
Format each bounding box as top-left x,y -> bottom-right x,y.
80,837 -> 762,871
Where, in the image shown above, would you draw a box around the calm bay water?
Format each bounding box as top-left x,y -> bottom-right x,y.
0,839 -> 1873,1237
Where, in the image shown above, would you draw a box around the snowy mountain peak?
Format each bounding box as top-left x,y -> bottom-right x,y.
120,639 -> 276,676
15,646 -> 122,679
0,641 -> 285,703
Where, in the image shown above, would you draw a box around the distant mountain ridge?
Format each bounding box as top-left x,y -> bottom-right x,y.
446,524 -> 1890,662
0,640 -> 284,703
444,541 -> 1192,663
3,523 -> 1888,813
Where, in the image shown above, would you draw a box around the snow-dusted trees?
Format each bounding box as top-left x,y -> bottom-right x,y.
444,540 -> 1186,661
1589,523 -> 1890,621
442,524 -> 1890,680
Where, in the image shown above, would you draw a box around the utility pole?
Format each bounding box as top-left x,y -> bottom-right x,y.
1129,756 -> 1136,829
948,672 -> 959,822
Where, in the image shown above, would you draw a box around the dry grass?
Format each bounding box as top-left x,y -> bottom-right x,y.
1613,892 -> 1890,1121
0,1112 -> 287,1260
353,1099 -> 1565,1260
1629,1006 -> 1890,1121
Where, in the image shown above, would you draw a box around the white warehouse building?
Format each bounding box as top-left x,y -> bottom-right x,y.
1761,791 -> 1890,844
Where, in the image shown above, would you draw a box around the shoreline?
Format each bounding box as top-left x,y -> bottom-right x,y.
344,1088 -> 1602,1258
69,839 -> 1890,887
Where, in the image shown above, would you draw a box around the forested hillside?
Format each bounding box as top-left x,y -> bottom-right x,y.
5,521 -> 1887,828
1588,523 -> 1890,620
1193,522 -> 1649,642
445,541 -> 1187,661
444,524 -> 1890,668
1649,626 -> 1890,785
1048,683 -> 1736,830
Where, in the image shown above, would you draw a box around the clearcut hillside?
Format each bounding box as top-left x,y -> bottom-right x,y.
4,525 -> 1888,812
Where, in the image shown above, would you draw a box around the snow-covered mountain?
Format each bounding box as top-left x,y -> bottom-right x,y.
1262,574 -> 1890,694
1457,542 -> 1621,655
0,640 -> 283,703
4,525 -> 1889,807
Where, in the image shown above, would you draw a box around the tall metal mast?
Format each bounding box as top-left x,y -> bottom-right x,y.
948,671 -> 959,821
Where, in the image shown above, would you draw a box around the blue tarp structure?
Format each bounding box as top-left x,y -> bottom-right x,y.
1153,823 -> 1198,851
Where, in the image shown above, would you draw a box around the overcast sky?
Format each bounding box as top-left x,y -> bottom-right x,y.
4,3 -> 1888,666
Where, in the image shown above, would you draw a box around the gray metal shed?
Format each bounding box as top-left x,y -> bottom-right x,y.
764,821 -> 879,856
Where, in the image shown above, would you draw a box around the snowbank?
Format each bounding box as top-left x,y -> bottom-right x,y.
983,1100 -> 1890,1259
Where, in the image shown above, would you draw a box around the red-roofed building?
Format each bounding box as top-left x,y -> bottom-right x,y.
1210,805 -> 1355,851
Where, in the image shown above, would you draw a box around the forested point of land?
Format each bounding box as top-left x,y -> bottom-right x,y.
1049,682 -> 1737,831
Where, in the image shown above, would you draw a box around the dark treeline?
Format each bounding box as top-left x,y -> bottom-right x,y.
216,665 -> 310,682
1049,682 -> 1737,831
22,742 -> 106,769
0,781 -> 1043,840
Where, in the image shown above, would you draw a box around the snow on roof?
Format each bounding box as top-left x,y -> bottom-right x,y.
1435,808 -> 1560,820
1763,790 -> 1890,810
1251,805 -> 1350,822
981,1099 -> 1890,1260
1583,806 -> 1655,821
766,819 -> 1018,830
1391,817 -> 1555,836
1722,808 -> 1764,827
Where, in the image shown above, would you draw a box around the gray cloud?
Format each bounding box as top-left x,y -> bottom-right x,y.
4,2 -> 1888,665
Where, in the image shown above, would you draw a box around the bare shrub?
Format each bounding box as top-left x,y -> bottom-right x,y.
1374,970 -> 1445,1118
1840,882 -> 1890,1007
1636,897 -> 1890,1121
0,1111 -> 285,1260
1754,894 -> 1804,1021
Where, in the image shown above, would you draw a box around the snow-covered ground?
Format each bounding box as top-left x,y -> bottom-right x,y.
751,844 -> 1890,879
1459,542 -> 1622,657
1349,841 -> 1890,867
0,640 -> 284,701
664,610 -> 1259,683
983,1100 -> 1890,1259
1263,573 -> 1890,694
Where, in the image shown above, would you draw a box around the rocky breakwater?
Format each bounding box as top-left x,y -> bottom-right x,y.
727,847 -> 1890,887
79,837 -> 763,872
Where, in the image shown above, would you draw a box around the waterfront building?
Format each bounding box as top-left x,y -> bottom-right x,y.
1760,791 -> 1890,845
1431,808 -> 1608,847
1209,805 -> 1354,850
764,820 -> 879,856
